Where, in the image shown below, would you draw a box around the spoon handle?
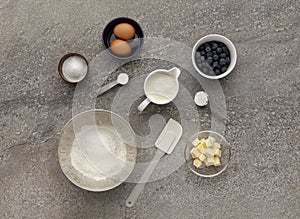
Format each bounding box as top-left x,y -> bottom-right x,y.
125,149 -> 165,207
97,80 -> 119,96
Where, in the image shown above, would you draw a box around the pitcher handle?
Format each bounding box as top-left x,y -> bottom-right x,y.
168,67 -> 181,79
138,98 -> 151,112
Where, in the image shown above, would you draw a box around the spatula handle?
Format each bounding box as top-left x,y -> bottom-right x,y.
126,149 -> 165,207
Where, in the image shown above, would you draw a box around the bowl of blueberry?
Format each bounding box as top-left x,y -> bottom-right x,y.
192,34 -> 237,79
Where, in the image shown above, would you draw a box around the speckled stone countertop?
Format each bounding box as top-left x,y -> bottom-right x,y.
0,0 -> 299,218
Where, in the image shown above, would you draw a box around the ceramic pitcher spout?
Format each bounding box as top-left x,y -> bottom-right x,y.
167,67 -> 181,79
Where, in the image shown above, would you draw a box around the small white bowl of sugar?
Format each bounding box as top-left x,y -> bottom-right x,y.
58,53 -> 88,83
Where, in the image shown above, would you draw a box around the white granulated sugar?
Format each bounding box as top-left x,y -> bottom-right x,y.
62,56 -> 87,81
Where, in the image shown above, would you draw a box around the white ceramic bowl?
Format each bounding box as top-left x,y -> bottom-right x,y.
192,34 -> 237,79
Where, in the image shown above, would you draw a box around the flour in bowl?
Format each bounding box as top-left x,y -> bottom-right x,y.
70,125 -> 128,181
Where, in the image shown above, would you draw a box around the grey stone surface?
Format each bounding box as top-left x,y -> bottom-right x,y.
0,0 -> 299,218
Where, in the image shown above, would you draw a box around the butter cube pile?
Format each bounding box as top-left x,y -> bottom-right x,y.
190,136 -> 222,168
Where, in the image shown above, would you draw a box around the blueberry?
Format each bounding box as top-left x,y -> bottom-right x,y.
212,50 -> 217,55
212,61 -> 220,69
200,50 -> 206,56
197,64 -> 204,70
206,52 -> 213,57
221,66 -> 227,73
206,56 -> 213,64
222,46 -> 228,54
205,46 -> 212,52
199,55 -> 206,61
196,59 -> 202,65
212,61 -> 218,67
214,69 -> 221,75
213,54 -> 219,61
195,52 -> 201,59
201,66 -> 209,74
220,53 -> 226,58
219,42 -> 225,47
216,47 -> 223,54
198,59 -> 207,66
219,58 -> 226,66
199,44 -> 205,51
206,56 -> 212,61
226,57 -> 231,64
204,43 -> 210,48
207,68 -> 214,75
204,59 -> 212,65
211,42 -> 219,50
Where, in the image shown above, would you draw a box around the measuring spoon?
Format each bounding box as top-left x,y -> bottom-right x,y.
97,73 -> 129,96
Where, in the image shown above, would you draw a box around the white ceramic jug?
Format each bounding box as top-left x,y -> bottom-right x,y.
138,67 -> 181,112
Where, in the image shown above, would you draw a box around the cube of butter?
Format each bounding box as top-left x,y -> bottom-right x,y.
192,138 -> 201,147
214,156 -> 221,166
200,138 -> 206,147
205,148 -> 215,157
214,142 -> 221,149
205,137 -> 215,148
205,156 -> 215,166
199,153 -> 206,162
214,148 -> 221,157
197,144 -> 206,154
209,136 -> 216,144
190,147 -> 202,158
193,159 -> 202,168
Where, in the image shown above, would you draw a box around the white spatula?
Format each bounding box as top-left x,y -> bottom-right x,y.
126,118 -> 183,207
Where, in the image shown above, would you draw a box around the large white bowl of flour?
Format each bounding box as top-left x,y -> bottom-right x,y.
58,110 -> 137,191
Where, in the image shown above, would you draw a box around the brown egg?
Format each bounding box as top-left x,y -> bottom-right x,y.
113,23 -> 135,40
110,39 -> 132,57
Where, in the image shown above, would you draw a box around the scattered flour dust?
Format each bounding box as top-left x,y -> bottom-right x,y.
70,125 -> 128,181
